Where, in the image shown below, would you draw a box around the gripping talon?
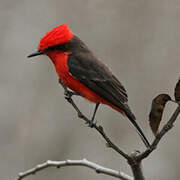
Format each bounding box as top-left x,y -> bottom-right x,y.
64,90 -> 81,100
64,91 -> 71,100
88,121 -> 94,128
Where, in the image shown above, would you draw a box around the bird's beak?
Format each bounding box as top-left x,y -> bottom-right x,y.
27,50 -> 44,58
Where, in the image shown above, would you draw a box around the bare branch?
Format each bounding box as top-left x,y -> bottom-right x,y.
130,162 -> 144,180
16,159 -> 133,180
128,151 -> 145,180
20,80 -> 178,180
137,104 -> 180,160
58,80 -> 131,161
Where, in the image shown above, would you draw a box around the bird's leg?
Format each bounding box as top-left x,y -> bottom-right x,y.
88,103 -> 100,128
58,78 -> 81,100
59,78 -> 99,127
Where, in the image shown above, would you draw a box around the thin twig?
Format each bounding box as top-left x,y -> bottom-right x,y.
18,80 -> 179,180
58,80 -> 131,161
16,159 -> 133,180
126,103 -> 180,180
59,80 -> 180,180
137,104 -> 180,160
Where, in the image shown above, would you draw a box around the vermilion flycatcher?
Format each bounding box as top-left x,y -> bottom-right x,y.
28,24 -> 150,147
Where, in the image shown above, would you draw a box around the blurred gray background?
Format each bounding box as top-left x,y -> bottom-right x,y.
0,0 -> 180,179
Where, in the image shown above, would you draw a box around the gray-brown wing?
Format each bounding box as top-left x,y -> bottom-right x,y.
67,51 -> 131,115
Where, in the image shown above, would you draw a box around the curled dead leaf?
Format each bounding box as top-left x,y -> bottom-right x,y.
149,94 -> 171,136
174,77 -> 180,102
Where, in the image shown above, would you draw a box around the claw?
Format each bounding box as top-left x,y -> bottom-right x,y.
86,120 -> 96,128
64,90 -> 81,100
64,91 -> 71,100
88,121 -> 94,128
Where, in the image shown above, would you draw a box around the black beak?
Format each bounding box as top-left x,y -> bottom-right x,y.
27,50 -> 44,58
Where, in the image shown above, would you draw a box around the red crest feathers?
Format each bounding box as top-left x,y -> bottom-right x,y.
38,24 -> 74,51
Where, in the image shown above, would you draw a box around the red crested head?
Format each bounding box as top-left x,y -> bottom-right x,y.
38,24 -> 74,51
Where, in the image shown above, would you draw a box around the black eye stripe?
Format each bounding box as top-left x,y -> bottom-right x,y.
44,36 -> 88,53
46,43 -> 67,52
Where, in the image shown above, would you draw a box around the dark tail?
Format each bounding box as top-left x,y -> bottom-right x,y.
124,108 -> 150,148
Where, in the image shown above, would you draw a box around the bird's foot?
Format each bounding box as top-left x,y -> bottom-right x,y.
64,90 -> 81,100
58,78 -> 82,99
85,119 -> 97,128
88,121 -> 94,128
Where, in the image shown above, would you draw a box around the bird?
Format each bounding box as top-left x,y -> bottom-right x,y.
28,24 -> 150,147
149,94 -> 171,136
174,77 -> 180,102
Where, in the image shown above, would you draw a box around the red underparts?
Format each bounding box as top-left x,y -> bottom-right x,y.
47,51 -> 124,115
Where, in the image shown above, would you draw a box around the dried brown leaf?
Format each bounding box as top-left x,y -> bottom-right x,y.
174,77 -> 180,102
149,94 -> 171,136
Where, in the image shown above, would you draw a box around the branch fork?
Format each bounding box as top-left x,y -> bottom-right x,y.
16,79 -> 180,180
